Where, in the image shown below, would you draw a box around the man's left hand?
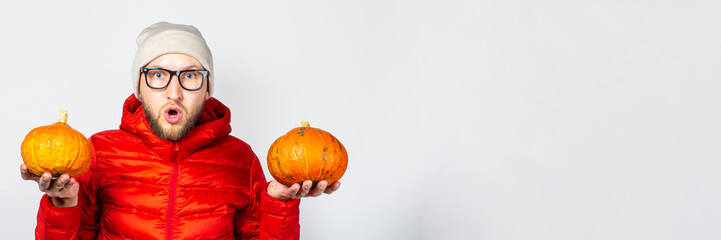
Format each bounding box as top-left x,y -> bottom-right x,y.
267,180 -> 341,200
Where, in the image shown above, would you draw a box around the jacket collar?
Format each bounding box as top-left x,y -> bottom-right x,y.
119,94 -> 232,160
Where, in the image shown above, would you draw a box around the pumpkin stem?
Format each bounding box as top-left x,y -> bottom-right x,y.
59,109 -> 68,124
301,120 -> 310,128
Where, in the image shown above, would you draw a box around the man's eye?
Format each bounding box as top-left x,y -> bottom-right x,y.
153,72 -> 164,78
184,73 -> 196,79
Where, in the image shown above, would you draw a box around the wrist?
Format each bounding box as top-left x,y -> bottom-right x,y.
50,196 -> 78,208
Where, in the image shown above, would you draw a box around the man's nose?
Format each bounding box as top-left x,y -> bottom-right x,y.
165,75 -> 184,101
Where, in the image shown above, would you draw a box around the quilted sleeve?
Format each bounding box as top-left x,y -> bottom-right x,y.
234,154 -> 300,240
35,142 -> 101,240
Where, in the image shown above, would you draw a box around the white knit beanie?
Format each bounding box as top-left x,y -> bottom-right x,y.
131,22 -> 214,98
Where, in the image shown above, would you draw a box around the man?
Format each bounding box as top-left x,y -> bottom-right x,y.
20,22 -> 340,239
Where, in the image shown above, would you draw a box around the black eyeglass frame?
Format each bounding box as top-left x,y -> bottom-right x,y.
141,67 -> 209,91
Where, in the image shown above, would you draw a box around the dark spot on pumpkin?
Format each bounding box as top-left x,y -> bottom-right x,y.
297,127 -> 307,136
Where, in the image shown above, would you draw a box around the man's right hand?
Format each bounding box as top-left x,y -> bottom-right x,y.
20,164 -> 79,208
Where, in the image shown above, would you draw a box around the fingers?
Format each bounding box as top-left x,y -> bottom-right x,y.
308,181 -> 327,197
324,181 -> 341,195
38,172 -> 52,191
37,173 -> 76,196
20,164 -> 41,181
56,181 -> 77,198
51,175 -> 77,198
268,180 -> 341,200
287,183 -> 301,197
296,180 -> 340,198
53,174 -> 70,190
294,180 -> 313,198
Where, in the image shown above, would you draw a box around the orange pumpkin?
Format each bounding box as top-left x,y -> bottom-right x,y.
21,109 -> 92,178
267,120 -> 348,186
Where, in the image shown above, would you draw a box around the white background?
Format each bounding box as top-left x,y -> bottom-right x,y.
1,1 -> 720,239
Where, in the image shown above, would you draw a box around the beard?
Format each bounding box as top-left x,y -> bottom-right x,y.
142,100 -> 204,142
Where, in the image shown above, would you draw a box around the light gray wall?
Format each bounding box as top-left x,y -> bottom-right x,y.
1,1 -> 720,239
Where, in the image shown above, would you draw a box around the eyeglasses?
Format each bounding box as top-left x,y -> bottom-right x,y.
141,67 -> 209,91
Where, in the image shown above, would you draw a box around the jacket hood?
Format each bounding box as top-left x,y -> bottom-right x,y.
119,94 -> 232,160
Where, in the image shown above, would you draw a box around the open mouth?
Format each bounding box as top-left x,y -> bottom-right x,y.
164,106 -> 183,124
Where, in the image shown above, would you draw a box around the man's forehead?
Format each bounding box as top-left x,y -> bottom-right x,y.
146,53 -> 204,69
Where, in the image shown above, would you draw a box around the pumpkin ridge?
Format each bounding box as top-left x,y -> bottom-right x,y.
69,132 -> 87,177
316,146 -> 327,182
51,126 -> 61,174
69,131 -> 82,177
274,156 -> 291,185
59,127 -> 69,174
303,143 -> 311,182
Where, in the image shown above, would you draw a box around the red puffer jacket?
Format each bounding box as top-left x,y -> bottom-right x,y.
35,95 -> 300,240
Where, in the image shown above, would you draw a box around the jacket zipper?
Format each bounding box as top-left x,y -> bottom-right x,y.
167,142 -> 179,240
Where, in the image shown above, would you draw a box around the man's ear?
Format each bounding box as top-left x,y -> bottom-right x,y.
205,78 -> 211,100
135,76 -> 143,101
